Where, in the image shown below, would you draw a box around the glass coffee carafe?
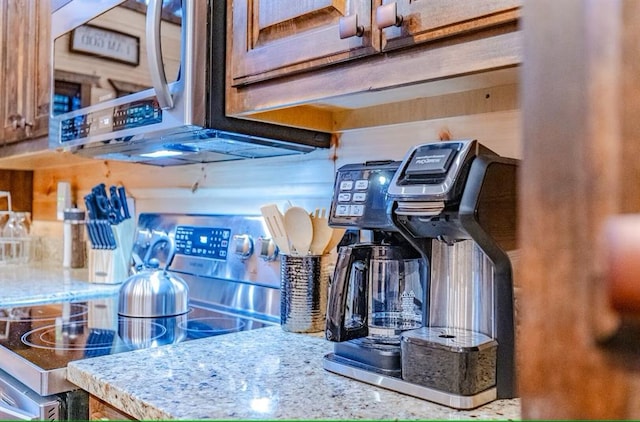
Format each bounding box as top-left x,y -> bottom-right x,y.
368,247 -> 424,338
326,242 -> 426,343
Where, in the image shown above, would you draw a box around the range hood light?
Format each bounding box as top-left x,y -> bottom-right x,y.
139,150 -> 185,158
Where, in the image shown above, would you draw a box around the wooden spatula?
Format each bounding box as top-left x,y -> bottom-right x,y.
260,204 -> 290,255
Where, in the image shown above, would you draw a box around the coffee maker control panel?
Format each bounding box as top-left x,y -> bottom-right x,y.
388,140 -> 500,204
329,160 -> 401,230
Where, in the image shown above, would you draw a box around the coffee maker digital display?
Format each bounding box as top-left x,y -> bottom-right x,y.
323,140 -> 518,410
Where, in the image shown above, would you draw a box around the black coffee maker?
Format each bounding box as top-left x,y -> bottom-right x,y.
324,141 -> 518,410
324,160 -> 427,378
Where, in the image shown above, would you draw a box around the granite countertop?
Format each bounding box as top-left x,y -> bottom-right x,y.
2,264 -> 521,420
68,327 -> 521,420
0,263 -> 119,306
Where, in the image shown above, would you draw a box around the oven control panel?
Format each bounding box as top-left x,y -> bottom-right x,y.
132,214 -> 280,288
174,226 -> 231,260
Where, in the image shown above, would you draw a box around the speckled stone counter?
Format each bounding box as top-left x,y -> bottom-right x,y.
0,263 -> 119,306
68,327 -> 521,420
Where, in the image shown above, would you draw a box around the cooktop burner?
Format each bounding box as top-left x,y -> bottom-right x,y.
0,295 -> 275,394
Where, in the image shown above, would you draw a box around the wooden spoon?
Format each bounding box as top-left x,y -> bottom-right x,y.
323,228 -> 346,255
283,206 -> 313,256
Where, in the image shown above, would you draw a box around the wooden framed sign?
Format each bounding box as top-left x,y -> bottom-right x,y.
70,24 -> 140,66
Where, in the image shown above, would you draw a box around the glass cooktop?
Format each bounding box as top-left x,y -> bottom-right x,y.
0,295 -> 274,395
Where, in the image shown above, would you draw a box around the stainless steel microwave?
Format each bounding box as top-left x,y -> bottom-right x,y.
49,0 -> 331,166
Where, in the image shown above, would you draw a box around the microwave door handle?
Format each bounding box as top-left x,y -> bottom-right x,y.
146,0 -> 174,109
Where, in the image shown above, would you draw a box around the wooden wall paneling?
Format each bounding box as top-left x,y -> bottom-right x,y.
332,84 -> 519,131
0,169 -> 33,212
336,110 -> 522,165
32,149 -> 337,222
519,0 -> 640,418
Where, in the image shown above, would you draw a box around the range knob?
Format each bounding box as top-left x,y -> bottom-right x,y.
232,234 -> 254,259
257,237 -> 279,261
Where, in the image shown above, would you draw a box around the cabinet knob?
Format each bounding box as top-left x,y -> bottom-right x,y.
339,14 -> 364,39
8,114 -> 33,131
603,215 -> 640,315
376,2 -> 403,30
596,215 -> 640,354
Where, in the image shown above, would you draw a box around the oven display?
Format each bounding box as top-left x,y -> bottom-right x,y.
174,226 -> 231,260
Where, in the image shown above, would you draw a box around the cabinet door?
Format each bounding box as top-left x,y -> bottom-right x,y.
89,396 -> 136,421
231,0 -> 378,86
0,0 -> 50,144
379,0 -> 520,51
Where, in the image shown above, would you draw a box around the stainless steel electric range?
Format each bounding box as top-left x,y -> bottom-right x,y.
0,214 -> 281,420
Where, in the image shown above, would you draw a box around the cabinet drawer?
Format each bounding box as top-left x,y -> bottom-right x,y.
380,0 -> 521,51
231,0 -> 379,86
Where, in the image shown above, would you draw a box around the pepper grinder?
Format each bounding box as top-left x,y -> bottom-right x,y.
63,208 -> 86,268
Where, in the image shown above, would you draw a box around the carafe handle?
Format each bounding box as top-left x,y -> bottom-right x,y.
325,246 -> 369,342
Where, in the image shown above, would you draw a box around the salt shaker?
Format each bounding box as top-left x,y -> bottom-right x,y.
63,208 -> 86,268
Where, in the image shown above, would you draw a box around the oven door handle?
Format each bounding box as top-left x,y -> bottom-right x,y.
0,402 -> 38,421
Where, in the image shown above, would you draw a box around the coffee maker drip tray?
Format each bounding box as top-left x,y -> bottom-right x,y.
328,338 -> 403,378
323,349 -> 497,410
323,327 -> 499,410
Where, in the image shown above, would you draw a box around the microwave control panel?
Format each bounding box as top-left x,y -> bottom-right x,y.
59,99 -> 162,143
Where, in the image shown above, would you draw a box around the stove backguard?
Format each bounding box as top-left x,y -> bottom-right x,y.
132,213 -> 281,322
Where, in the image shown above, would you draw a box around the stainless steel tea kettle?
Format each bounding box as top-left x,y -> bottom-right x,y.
118,235 -> 189,318
118,235 -> 189,350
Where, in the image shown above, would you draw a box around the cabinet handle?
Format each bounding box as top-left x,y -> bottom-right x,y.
339,14 -> 364,39
376,2 -> 403,29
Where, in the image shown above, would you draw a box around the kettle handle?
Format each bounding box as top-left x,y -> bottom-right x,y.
325,245 -> 370,342
143,233 -> 176,271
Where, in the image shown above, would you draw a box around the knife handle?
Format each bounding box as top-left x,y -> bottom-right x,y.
109,186 -> 123,223
84,194 -> 98,220
118,186 -> 131,219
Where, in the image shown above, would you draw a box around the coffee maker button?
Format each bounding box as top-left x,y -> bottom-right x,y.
340,181 -> 354,190
353,192 -> 367,202
350,205 -> 365,216
355,180 -> 369,190
336,205 -> 350,216
338,193 -> 352,202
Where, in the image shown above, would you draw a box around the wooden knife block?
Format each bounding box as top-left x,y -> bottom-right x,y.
88,219 -> 135,284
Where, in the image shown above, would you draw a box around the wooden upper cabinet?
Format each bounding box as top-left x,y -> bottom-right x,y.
231,0 -> 378,86
0,0 -> 51,145
230,0 -> 521,87
379,0 -> 521,51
